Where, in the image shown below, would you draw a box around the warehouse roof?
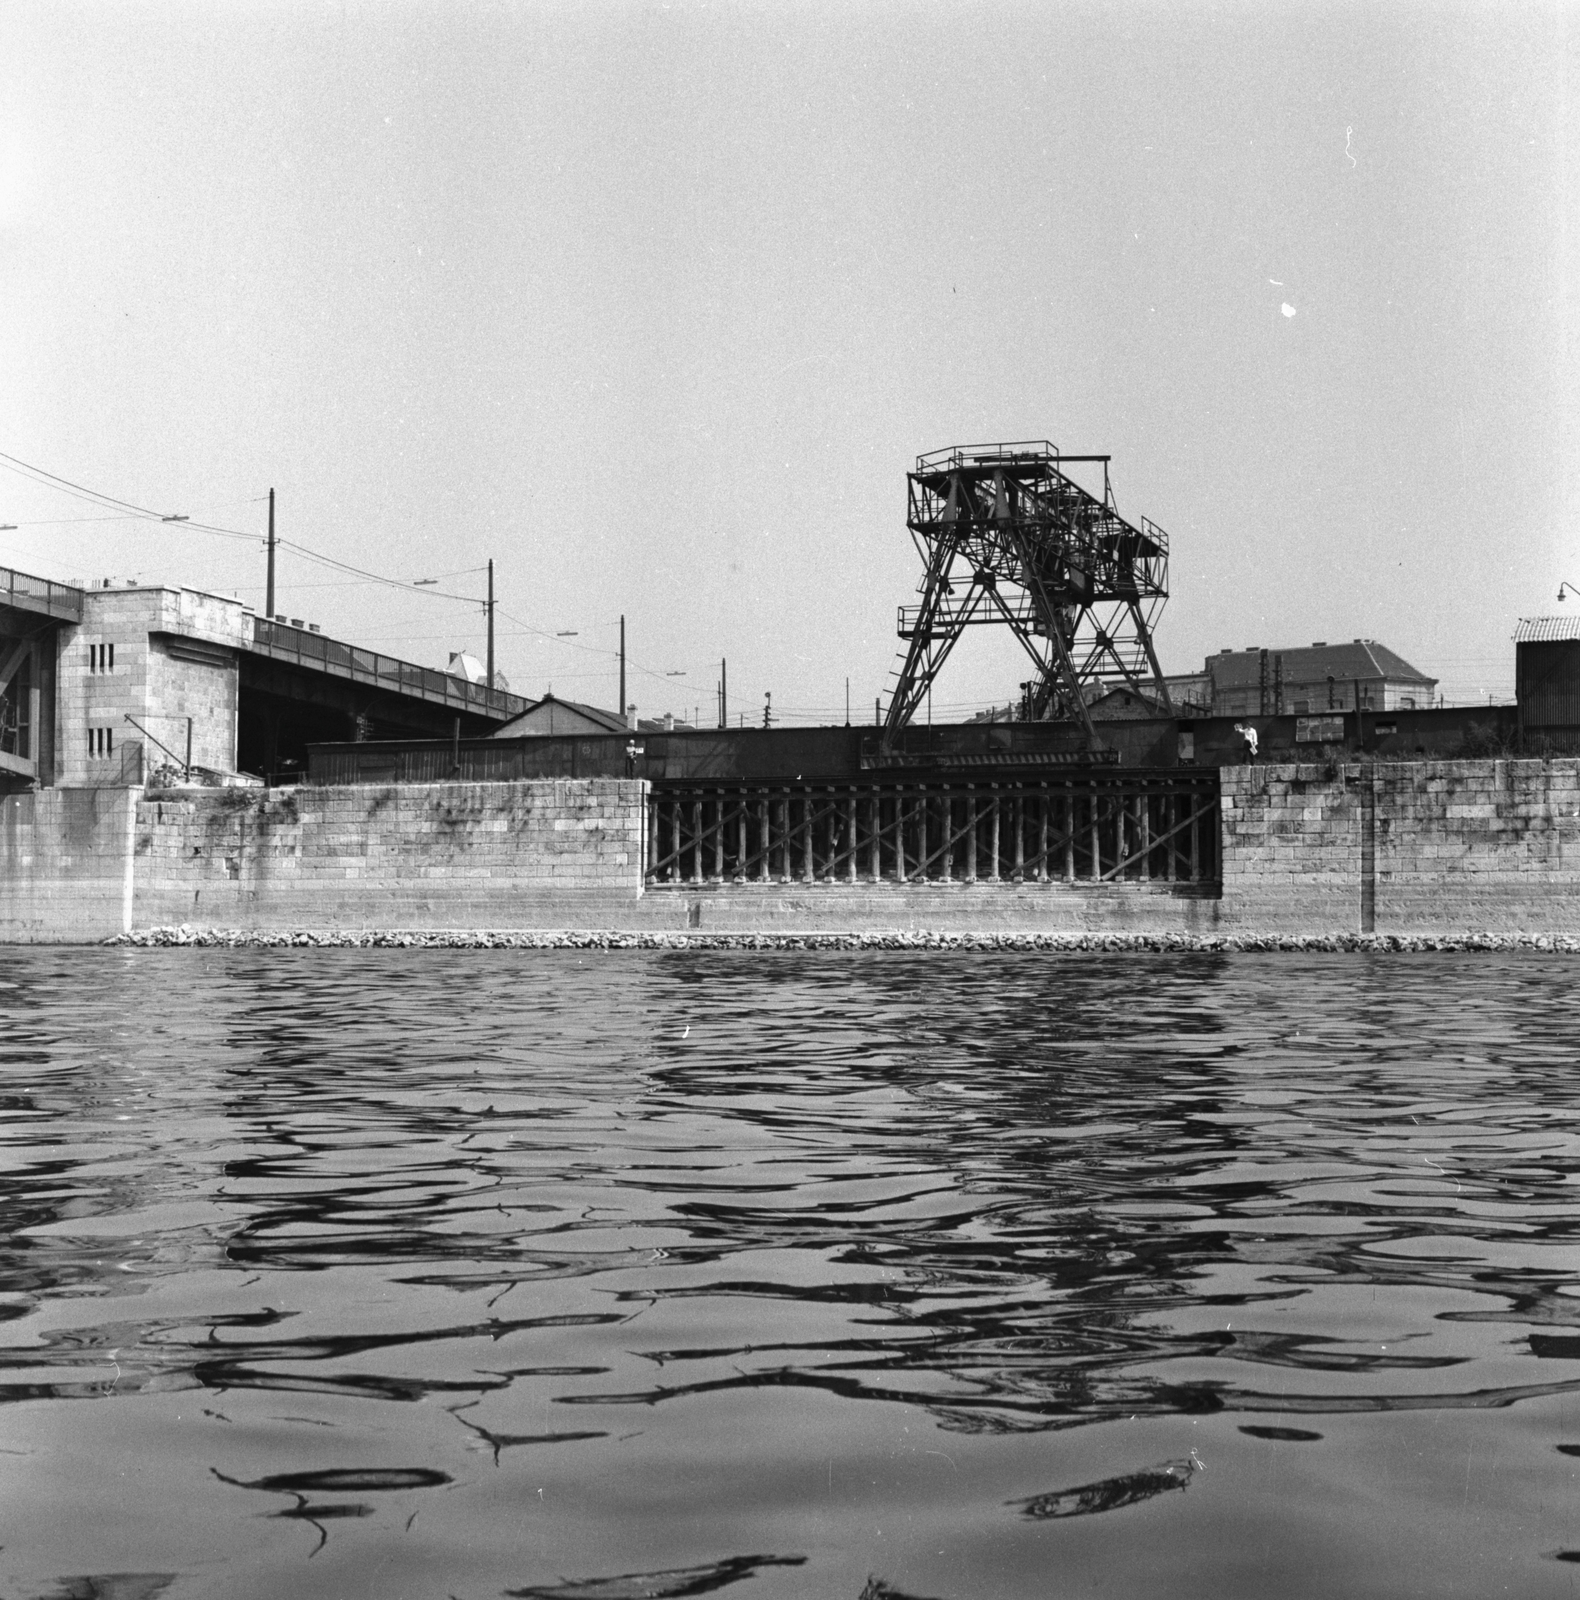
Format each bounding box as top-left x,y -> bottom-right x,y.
1206,640 -> 1435,688
1513,616 -> 1580,643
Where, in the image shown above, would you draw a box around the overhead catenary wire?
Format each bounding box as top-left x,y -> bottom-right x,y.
0,452 -> 264,545
15,449 -> 1508,719
0,453 -> 971,720
273,539 -> 482,604
493,606 -> 712,691
0,502 -> 712,692
3,514 -> 152,526
0,447 -> 191,519
0,447 -> 503,603
1,451 -> 732,682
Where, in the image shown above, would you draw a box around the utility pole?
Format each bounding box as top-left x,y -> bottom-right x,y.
619,615 -> 627,727
485,559 -> 495,689
845,677 -> 850,725
719,658 -> 727,729
265,488 -> 276,620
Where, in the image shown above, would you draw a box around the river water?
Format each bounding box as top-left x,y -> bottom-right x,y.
4,949 -> 1580,1599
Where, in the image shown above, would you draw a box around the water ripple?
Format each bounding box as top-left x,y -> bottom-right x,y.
4,949 -> 1580,1597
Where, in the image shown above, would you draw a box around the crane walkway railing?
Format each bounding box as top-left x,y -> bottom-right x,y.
646,772 -> 1219,889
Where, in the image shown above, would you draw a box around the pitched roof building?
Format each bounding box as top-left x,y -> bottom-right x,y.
491,693 -> 699,738
1202,640 -> 1437,718
492,694 -> 624,738
1085,684 -> 1172,720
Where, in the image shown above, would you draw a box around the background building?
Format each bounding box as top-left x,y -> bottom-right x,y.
1193,641 -> 1437,718
1515,616 -> 1580,747
492,694 -> 699,739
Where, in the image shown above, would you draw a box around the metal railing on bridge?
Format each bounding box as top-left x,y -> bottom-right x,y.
0,565 -> 84,624
646,772 -> 1219,888
247,617 -> 530,721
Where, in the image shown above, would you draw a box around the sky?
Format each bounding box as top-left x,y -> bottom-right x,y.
1,0 -> 1575,724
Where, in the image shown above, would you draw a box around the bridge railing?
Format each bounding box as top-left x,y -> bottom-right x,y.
249,617 -> 529,720
646,772 -> 1219,889
0,566 -> 84,623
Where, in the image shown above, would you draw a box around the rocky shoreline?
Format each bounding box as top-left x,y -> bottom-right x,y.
105,926 -> 1580,953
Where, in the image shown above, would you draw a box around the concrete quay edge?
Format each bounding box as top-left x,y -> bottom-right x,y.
105,925 -> 1580,953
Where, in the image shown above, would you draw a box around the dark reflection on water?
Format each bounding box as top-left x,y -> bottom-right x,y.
1012,1456 -> 1197,1518
5,950 -> 1580,1597
503,1553 -> 808,1598
36,1580 -> 177,1600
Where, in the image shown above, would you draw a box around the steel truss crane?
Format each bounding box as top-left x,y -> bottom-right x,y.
883,441 -> 1174,744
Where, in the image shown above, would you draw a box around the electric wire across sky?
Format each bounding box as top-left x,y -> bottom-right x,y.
0,448 -> 1516,716
0,447 -> 753,710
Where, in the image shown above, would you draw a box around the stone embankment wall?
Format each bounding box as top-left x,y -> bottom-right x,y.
134,781 -> 647,935
5,762 -> 1580,941
644,883 -> 1220,936
0,781 -> 646,941
0,788 -> 138,940
1219,760 -> 1580,933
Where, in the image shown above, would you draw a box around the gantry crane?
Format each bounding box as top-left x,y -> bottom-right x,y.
882,441 -> 1174,744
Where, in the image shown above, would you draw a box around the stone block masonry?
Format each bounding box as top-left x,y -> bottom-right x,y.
54,585 -> 244,788
642,882 -> 1222,937
0,780 -> 647,942
8,762 -> 1580,943
130,779 -> 1221,939
134,780 -> 649,935
0,788 -> 138,940
1220,760 -> 1580,934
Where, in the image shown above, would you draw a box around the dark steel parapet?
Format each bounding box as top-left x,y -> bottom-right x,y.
646,770 -> 1220,889
0,565 -> 84,624
246,617 -> 529,722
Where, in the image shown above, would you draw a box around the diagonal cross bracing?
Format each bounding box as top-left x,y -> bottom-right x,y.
884,442 -> 1174,742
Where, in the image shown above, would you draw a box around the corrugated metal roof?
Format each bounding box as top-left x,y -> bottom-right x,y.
1513,616 -> 1580,643
1206,640 -> 1435,688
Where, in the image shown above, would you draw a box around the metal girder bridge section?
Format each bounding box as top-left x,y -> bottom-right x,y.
882,441 -> 1174,745
245,617 -> 527,722
0,566 -> 78,784
0,565 -> 84,627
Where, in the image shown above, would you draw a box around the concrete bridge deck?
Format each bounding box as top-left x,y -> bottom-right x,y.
0,566 -> 535,789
